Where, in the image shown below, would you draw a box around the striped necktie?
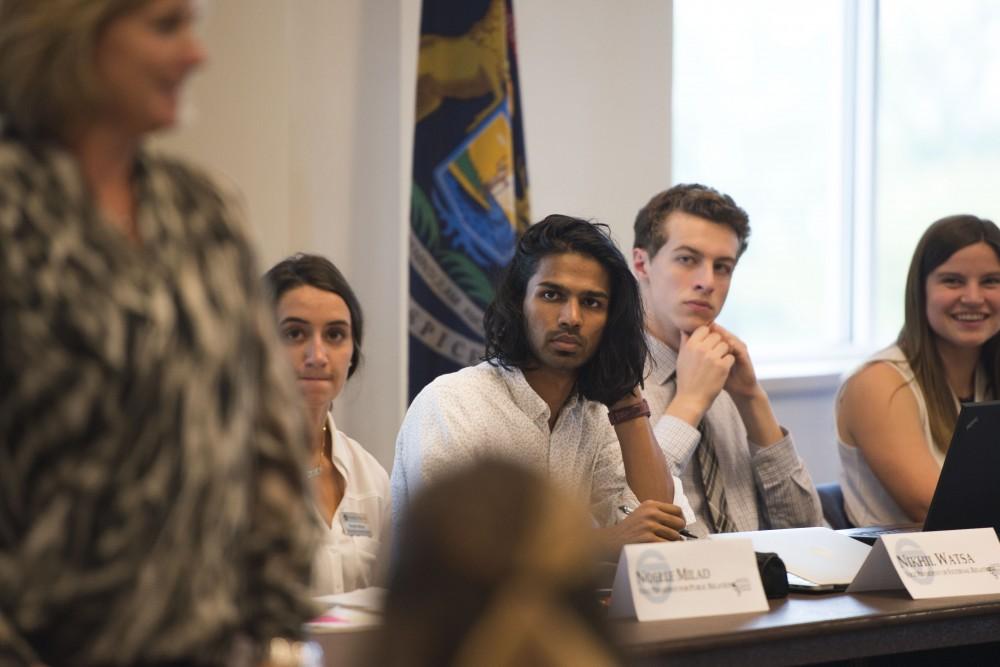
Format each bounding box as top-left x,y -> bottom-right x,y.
664,369 -> 735,533
696,418 -> 736,533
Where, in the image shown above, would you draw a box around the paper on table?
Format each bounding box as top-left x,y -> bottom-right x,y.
309,586 -> 386,633
712,527 -> 870,586
314,586 -> 386,612
306,605 -> 381,633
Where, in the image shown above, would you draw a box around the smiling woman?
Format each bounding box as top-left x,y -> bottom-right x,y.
93,0 -> 206,136
0,1 -> 318,665
836,215 -> 1000,527
265,253 -> 392,597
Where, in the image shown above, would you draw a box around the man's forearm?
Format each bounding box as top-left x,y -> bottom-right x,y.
614,415 -> 674,502
753,438 -> 824,527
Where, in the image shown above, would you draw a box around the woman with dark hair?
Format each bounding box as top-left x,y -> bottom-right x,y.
837,215 -> 1000,526
0,1 -> 317,664
265,254 -> 390,596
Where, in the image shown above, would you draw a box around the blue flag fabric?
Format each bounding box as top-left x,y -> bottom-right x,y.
408,0 -> 530,401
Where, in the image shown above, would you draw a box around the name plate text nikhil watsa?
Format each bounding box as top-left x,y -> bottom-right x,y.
848,528 -> 1000,599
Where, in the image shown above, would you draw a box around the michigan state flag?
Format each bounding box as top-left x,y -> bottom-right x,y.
408,0 -> 530,400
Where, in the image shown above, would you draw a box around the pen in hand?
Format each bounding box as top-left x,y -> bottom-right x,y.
618,504 -> 699,540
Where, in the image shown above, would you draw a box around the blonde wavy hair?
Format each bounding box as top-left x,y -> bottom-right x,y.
380,458 -> 620,666
0,0 -> 148,140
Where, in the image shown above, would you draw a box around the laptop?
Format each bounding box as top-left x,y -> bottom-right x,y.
844,400 -> 1000,544
711,526 -> 871,592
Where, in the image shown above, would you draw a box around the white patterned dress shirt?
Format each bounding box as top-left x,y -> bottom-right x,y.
391,361 -> 693,529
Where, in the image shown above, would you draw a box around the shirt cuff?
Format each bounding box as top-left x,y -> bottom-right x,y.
672,473 -> 697,524
748,428 -> 799,485
609,477 -> 696,526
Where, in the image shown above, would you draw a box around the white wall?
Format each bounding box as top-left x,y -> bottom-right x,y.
515,0 -> 673,246
157,0 -> 416,469
155,1 -> 293,258
156,0 -> 842,484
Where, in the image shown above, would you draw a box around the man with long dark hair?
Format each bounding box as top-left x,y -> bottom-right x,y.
392,215 -> 692,555
632,184 -> 821,536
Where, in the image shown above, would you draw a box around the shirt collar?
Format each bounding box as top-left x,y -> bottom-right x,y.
17,138 -> 155,243
23,138 -> 151,198
493,362 -> 583,423
645,332 -> 679,385
326,412 -> 349,474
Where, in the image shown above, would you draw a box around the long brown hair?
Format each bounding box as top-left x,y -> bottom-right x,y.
898,214 -> 1000,452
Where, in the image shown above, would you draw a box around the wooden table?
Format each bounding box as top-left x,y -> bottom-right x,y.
313,590 -> 1000,666
615,590 -> 1000,665
313,626 -> 378,667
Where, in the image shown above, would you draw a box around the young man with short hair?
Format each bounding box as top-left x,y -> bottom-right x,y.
392,215 -> 692,555
632,184 -> 821,536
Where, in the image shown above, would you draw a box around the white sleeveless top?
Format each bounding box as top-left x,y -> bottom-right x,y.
836,345 -> 986,527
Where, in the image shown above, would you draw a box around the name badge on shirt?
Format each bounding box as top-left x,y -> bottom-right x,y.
340,511 -> 372,537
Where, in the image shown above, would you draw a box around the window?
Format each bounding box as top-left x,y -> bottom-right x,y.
673,0 -> 1000,365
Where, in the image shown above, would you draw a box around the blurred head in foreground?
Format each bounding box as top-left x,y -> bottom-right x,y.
379,458 -> 620,666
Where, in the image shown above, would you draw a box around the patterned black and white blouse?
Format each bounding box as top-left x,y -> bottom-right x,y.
0,136 -> 319,665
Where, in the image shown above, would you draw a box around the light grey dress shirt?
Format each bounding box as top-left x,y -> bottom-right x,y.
644,334 -> 822,536
391,361 -> 694,529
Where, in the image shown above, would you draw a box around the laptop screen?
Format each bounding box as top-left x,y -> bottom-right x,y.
924,400 -> 1000,536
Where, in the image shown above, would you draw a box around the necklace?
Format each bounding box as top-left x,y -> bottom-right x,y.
307,421 -> 330,479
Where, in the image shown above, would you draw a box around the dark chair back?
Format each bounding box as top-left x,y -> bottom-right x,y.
817,482 -> 853,530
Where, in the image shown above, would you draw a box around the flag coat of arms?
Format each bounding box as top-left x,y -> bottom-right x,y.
409,0 -> 530,400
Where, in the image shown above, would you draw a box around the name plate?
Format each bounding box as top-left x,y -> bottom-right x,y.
847,528 -> 1000,599
609,538 -> 768,621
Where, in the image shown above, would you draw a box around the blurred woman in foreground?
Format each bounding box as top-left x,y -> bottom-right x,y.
0,1 -> 317,664
837,215 -> 1000,526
